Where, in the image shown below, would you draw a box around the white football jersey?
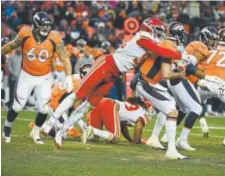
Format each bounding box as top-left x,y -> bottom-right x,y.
112,31 -> 155,73
116,100 -> 149,126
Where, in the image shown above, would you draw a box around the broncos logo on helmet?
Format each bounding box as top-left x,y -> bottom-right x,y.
198,26 -> 220,49
32,11 -> 52,38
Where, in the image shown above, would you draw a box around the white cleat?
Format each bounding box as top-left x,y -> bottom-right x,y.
199,118 -> 210,138
223,138 -> 225,146
3,126 -> 11,143
55,130 -> 63,149
81,126 -> 94,144
146,137 -> 165,150
166,150 -> 188,160
29,133 -> 44,145
30,126 -> 44,144
160,133 -> 168,143
176,138 -> 196,151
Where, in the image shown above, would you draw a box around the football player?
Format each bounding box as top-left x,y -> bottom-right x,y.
82,97 -> 152,144
1,12 -> 73,144
160,27 -> 221,149
195,27 -> 225,140
29,63 -> 92,139
130,22 -> 189,159
44,18 -> 195,150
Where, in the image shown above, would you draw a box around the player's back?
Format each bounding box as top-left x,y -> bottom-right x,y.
112,31 -> 153,73
18,26 -> 62,76
140,39 -> 177,84
117,101 -> 148,126
199,45 -> 225,80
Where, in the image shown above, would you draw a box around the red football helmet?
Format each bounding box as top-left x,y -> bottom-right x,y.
140,18 -> 166,42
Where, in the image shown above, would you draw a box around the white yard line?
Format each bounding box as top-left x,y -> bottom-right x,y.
1,116 -> 224,139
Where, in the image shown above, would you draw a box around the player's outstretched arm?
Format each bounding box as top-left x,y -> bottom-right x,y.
136,37 -> 182,60
133,117 -> 145,144
56,41 -> 72,76
56,41 -> 73,92
120,122 -> 132,143
1,35 -> 21,56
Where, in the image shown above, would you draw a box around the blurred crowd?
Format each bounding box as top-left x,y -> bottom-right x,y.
2,1 -> 225,47
1,1 -> 225,114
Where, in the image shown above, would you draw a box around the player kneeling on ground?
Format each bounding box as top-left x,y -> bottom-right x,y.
81,97 -> 153,144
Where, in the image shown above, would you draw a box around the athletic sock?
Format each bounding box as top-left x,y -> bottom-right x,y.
5,108 -> 18,127
151,112 -> 166,140
77,119 -> 88,132
176,111 -> 186,126
184,111 -> 199,129
166,117 -> 177,151
35,112 -> 48,127
53,93 -> 76,119
179,127 -> 191,140
92,127 -> 114,141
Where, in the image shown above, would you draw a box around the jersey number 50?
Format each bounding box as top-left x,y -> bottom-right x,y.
27,48 -> 49,62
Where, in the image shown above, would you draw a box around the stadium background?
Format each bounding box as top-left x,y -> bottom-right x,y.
1,1 -> 225,115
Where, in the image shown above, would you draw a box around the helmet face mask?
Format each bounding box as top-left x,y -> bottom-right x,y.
198,26 -> 220,49
166,22 -> 187,46
33,12 -> 52,38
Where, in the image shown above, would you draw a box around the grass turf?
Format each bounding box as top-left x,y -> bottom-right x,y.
1,110 -> 225,176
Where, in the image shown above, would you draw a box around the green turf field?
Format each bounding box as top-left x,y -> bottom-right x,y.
1,111 -> 225,176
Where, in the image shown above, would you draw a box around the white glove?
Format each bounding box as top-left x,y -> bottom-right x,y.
197,79 -> 208,90
205,75 -> 225,85
64,75 -> 73,93
181,52 -> 197,66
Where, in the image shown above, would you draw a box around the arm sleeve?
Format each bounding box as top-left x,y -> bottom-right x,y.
136,38 -> 182,60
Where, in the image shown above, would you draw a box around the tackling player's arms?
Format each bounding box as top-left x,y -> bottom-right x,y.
56,41 -> 72,76
1,35 -> 22,56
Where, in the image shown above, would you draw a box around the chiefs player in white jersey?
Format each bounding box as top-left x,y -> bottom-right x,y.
42,18 -> 196,149
81,97 -> 152,144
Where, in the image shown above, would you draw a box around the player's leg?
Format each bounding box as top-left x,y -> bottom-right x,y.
172,80 -> 202,151
48,55 -> 109,134
136,81 -> 186,159
147,112 -> 166,150
31,75 -> 53,144
84,99 -> 120,144
3,70 -> 33,143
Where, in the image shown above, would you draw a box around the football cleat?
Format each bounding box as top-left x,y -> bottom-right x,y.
176,138 -> 196,151
54,130 -> 63,149
166,149 -> 188,160
199,118 -> 210,138
160,133 -> 168,143
81,126 -> 94,144
146,137 -> 165,150
223,138 -> 225,146
30,126 -> 44,144
3,126 -> 11,143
